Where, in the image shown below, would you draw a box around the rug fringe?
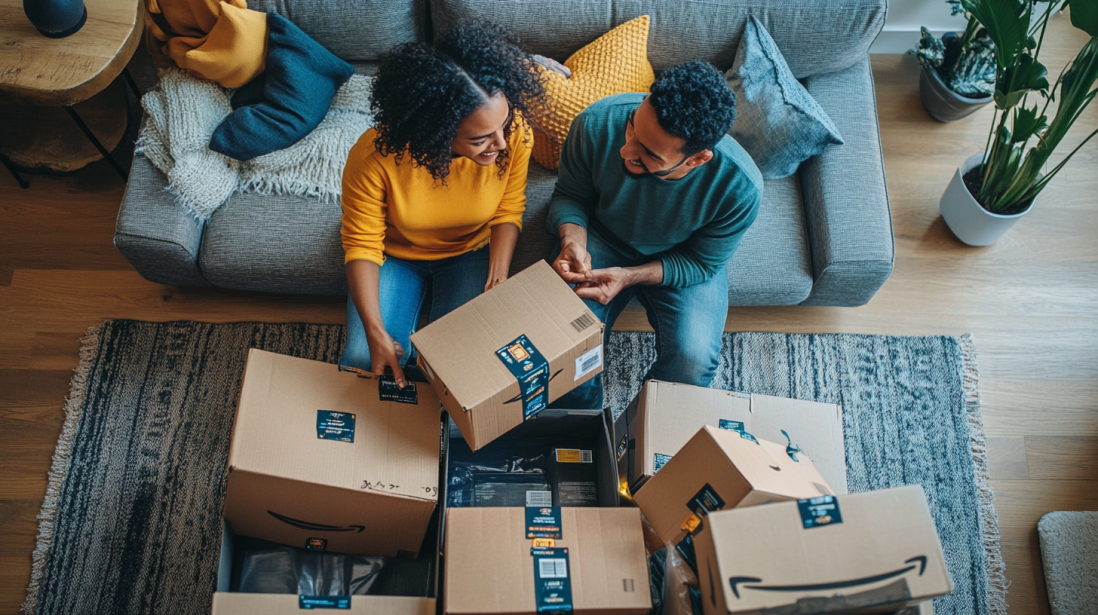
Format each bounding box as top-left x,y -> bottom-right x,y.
959,332 -> 1010,615
21,325 -> 103,615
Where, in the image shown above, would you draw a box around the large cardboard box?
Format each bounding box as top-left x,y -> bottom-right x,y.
211,520 -> 438,615
444,507 -> 651,615
633,425 -> 833,546
624,380 -> 847,494
411,261 -> 604,451
223,350 -> 443,557
693,485 -> 953,614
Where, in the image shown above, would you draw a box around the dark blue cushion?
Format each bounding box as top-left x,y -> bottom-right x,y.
210,13 -> 355,161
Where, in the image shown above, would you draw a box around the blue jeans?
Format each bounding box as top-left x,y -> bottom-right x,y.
339,247 -> 490,373
551,226 -> 728,409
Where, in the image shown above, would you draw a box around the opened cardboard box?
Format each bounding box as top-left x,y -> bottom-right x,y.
444,507 -> 651,614
223,350 -> 443,557
624,380 -> 846,494
633,425 -> 833,546
411,261 -> 604,451
211,520 -> 438,615
693,485 -> 952,614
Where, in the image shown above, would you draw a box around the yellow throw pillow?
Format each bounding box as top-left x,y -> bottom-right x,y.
531,15 -> 654,169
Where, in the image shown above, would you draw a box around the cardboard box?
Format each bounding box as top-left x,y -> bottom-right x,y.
633,425 -> 834,546
624,380 -> 847,494
411,261 -> 604,451
693,485 -> 953,615
223,350 -> 443,557
443,507 -> 651,615
211,520 -> 438,615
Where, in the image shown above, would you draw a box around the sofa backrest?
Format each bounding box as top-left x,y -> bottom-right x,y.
429,0 -> 886,78
248,0 -> 426,62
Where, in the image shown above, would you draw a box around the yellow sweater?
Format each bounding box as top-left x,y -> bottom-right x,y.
341,123 -> 532,265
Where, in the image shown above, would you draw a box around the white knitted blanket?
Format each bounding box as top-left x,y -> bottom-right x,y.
136,68 -> 374,221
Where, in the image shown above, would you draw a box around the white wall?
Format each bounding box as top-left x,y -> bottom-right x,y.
871,0 -> 969,54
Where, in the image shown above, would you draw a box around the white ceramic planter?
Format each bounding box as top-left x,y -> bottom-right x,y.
940,153 -> 1034,246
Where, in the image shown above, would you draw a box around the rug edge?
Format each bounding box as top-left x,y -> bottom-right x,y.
960,332 -> 1010,615
20,325 -> 104,615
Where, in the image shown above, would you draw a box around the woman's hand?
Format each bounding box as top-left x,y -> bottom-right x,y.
366,324 -> 407,386
531,54 -> 571,78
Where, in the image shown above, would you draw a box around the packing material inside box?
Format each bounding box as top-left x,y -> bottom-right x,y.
212,520 -> 438,615
444,507 -> 651,615
633,425 -> 834,547
693,485 -> 952,615
624,380 -> 847,494
444,408 -> 619,511
411,261 -> 604,452
223,350 -> 443,557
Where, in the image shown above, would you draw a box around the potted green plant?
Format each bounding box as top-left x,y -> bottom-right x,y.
940,0 -> 1098,246
912,0 -> 996,121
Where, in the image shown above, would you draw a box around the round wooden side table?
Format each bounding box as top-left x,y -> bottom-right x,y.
0,0 -> 144,186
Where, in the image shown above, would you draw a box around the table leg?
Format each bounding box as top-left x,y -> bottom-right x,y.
1,153 -> 30,188
123,67 -> 141,99
65,106 -> 128,181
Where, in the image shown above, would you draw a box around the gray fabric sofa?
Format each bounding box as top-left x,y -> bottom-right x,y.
115,0 -> 893,307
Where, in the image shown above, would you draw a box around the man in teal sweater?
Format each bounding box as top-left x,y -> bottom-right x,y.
548,61 -> 762,409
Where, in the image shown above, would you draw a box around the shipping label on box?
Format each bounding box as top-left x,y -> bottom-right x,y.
223,350 -> 443,557
411,261 -> 604,452
633,425 -> 833,546
444,507 -> 651,615
693,485 -> 953,615
625,380 -> 847,494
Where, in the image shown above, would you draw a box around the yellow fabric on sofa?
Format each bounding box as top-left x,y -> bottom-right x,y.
531,15 -> 654,169
145,0 -> 268,89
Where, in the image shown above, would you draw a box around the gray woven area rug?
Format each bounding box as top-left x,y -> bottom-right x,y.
23,320 -> 1006,615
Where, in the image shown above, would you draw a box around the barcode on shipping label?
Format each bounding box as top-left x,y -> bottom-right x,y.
539,558 -> 568,579
526,490 -> 553,507
556,449 -> 593,463
570,313 -> 596,332
574,345 -> 603,380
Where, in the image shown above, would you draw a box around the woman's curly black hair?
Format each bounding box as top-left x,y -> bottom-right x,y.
648,61 -> 737,156
370,19 -> 547,181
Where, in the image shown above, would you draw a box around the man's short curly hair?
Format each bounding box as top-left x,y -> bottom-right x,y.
648,61 -> 736,156
370,20 -> 546,181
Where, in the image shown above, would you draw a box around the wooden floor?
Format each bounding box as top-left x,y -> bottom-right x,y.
2,12 -> 1096,614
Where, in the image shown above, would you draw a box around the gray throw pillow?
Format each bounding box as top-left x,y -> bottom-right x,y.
725,17 -> 843,179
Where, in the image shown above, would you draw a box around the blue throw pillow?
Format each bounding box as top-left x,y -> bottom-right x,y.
724,17 -> 843,179
210,13 -> 355,161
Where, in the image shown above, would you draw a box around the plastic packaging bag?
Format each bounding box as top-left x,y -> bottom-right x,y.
236,537 -> 386,596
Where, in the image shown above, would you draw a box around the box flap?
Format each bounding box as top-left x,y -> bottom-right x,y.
444,507 -> 651,614
212,593 -> 436,614
749,394 -> 847,494
641,381 -> 750,477
410,261 -> 601,412
229,350 -> 440,501
704,485 -> 953,614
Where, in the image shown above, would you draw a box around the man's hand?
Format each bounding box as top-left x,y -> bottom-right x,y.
553,223 -> 591,284
366,326 -> 407,387
574,268 -> 631,305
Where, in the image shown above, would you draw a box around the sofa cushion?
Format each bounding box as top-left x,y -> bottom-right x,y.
430,0 -> 886,77
200,194 -> 348,295
248,0 -> 424,62
210,13 -> 355,161
726,17 -> 843,180
530,15 -> 654,169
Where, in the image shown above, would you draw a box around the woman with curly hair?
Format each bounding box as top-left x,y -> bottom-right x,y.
339,19 -> 547,386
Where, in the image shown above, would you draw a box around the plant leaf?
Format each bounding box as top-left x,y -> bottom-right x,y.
996,54 -> 1050,108
1071,0 -> 1098,37
961,0 -> 1029,66
1011,104 -> 1049,142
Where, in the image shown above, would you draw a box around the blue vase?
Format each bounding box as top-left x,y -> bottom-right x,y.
23,0 -> 87,38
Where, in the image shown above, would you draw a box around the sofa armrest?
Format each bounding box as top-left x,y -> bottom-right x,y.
114,153 -> 212,287
798,56 -> 894,307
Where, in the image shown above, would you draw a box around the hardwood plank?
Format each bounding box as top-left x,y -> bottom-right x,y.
999,531 -> 1050,615
987,436 -> 1030,480
1024,437 -> 1098,481
992,479 -> 1098,530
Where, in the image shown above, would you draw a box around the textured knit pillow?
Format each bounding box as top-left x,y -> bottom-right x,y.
724,17 -> 843,179
209,13 -> 355,161
530,15 -> 654,169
